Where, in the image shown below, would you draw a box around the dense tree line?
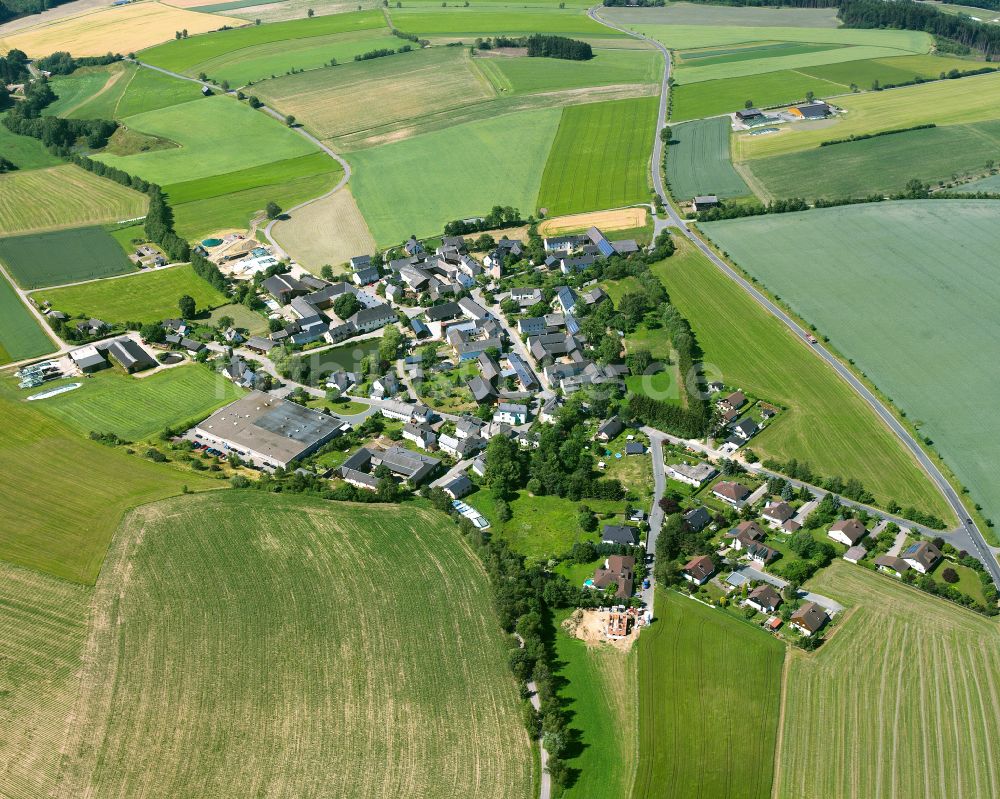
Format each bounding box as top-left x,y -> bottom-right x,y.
35,51 -> 122,75
443,205 -> 523,236
526,34 -> 593,60
628,393 -> 709,439
838,0 -> 1000,56
353,44 -> 412,61
820,123 -> 936,147
602,0 -> 666,6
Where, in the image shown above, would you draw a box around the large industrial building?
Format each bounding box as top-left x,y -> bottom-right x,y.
194,391 -> 348,469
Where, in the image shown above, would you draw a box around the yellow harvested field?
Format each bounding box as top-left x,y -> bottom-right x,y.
0,164 -> 148,236
274,187 -> 376,273
0,1 -> 244,56
255,47 -> 495,142
539,206 -> 647,235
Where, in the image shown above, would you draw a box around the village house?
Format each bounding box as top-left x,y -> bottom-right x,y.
596,416 -> 623,442
667,462 -> 717,487
682,555 -> 715,586
713,481 -> 751,507
902,540 -> 942,574
684,506 -> 712,532
874,554 -> 910,578
402,423 -> 437,451
601,524 -> 639,546
761,500 -> 795,530
790,602 -> 829,636
746,584 -> 782,614
829,519 -> 867,547
718,391 -> 747,413
493,402 -> 528,426
442,473 -> 473,500
591,555 -> 636,600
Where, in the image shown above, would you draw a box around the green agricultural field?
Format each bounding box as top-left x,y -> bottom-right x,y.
186,29 -> 401,87
0,380 -> 218,584
601,2 -> 841,28
736,70 -> 1000,159
138,9 -> 386,73
633,590 -> 784,799
6,492 -> 533,798
667,117 -> 750,200
797,53 -> 987,90
0,225 -> 136,289
114,65 -> 207,117
388,7 -> 613,36
745,121 -> 1000,199
171,169 -> 340,238
0,165 -> 148,238
631,22 -> 929,52
536,96 -> 657,215
701,201 -> 1000,535
0,272 -> 54,364
95,95 -> 317,185
473,47 -> 661,95
253,47 -> 495,143
554,615 -> 637,799
675,40 -> 842,67
961,172 -> 1000,191
33,366 -> 243,441
44,64 -> 124,117
0,124 -> 62,171
651,237 -> 951,519
350,107 -> 560,245
32,263 -> 228,324
674,44 -> 916,85
776,563 -> 1000,799
163,152 -> 339,204
671,70 -> 844,121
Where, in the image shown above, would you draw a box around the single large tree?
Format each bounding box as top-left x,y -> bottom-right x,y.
178,294 -> 196,319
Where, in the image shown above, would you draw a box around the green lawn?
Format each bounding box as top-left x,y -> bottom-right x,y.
467,488 -> 624,560
702,200 -> 1000,530
206,302 -> 269,335
0,271 -> 54,364
138,9 -> 387,73
553,612 -> 637,799
1,492 -> 534,798
94,95 -> 318,185
31,264 -> 229,325
671,69 -> 844,121
650,236 -> 951,520
667,117 -> 750,200
350,107 -> 560,245
536,97 -> 657,216
473,47 -> 660,95
0,225 -> 136,289
0,379 -> 220,584
777,562 -> 1000,799
633,590 -> 784,799
32,366 -> 243,441
745,120 -> 1000,200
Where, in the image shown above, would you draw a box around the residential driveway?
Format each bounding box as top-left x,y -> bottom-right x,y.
733,566 -> 844,614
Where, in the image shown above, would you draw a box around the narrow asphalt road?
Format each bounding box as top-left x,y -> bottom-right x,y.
588,7 -> 998,588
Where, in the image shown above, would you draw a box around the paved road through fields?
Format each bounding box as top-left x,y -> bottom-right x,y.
588,7 -> 999,588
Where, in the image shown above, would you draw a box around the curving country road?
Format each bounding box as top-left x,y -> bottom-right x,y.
588,7 -> 999,586
127,59 -> 352,259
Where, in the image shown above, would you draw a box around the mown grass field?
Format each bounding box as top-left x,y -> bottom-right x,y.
746,120 -> 1000,199
536,97 -> 657,216
0,225 -> 135,289
736,70 -> 1000,159
671,69 -> 843,121
777,562 -> 1000,799
651,237 -> 952,519
96,95 -> 317,185
254,47 -> 495,143
350,107 -> 560,245
34,366 -> 243,441
473,47 -> 660,96
0,165 -> 147,237
273,186 -> 376,272
44,492 -> 533,798
0,380 -> 219,584
139,9 -> 385,73
554,613 -> 637,799
0,271 -> 53,364
44,63 -> 128,117
797,53 -> 988,90
0,1 -> 243,56
389,6 -> 613,36
32,263 -> 228,323
631,22 -> 929,52
667,117 -> 750,200
115,64 -> 207,117
0,124 -> 62,171
702,201 -> 1000,536
633,590 -> 784,799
